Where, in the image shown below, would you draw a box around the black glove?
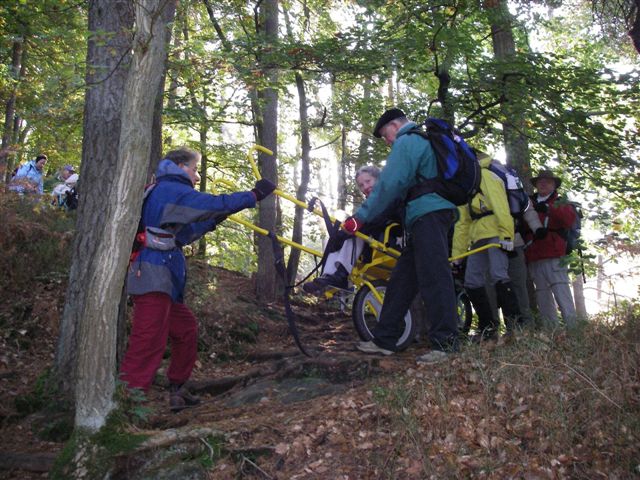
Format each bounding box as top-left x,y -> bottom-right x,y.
534,227 -> 548,240
252,178 -> 276,201
534,202 -> 548,213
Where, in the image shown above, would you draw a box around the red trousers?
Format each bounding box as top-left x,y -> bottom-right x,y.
120,292 -> 198,391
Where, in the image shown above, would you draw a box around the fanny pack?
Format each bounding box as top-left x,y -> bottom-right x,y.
143,226 -> 176,251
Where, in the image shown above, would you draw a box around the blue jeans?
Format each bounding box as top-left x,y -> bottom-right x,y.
371,209 -> 458,352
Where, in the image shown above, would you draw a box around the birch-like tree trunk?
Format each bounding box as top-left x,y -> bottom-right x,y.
72,0 -> 172,432
286,70 -> 311,281
486,0 -> 531,177
283,8 -> 311,281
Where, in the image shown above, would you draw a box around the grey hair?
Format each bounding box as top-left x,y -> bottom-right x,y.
355,165 -> 380,181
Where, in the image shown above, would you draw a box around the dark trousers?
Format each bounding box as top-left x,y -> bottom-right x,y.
371,209 -> 458,352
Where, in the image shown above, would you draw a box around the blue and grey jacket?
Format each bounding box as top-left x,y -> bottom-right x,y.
9,160 -> 44,194
354,122 -> 456,230
127,159 -> 256,302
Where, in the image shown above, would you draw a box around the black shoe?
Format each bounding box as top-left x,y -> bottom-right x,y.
316,265 -> 349,289
169,383 -> 200,412
303,279 -> 324,294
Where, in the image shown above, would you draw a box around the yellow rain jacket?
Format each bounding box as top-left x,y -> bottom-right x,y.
452,156 -> 514,258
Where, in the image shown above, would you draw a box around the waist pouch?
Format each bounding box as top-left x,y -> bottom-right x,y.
144,226 -> 176,251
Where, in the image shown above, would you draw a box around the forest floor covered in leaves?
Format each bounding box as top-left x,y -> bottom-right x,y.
0,259 -> 639,479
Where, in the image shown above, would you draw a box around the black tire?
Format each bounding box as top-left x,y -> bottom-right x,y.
351,279 -> 418,350
457,290 -> 473,334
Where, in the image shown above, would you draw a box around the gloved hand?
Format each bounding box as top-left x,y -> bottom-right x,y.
534,227 -> 548,240
534,202 -> 549,213
252,178 -> 276,201
342,216 -> 362,234
499,239 -> 514,252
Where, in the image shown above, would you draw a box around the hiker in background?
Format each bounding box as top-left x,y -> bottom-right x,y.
8,154 -> 47,195
51,165 -> 78,208
452,152 -> 521,341
120,147 -> 276,412
303,165 -> 402,295
344,108 -> 459,363
475,153 -> 546,328
524,169 -> 577,328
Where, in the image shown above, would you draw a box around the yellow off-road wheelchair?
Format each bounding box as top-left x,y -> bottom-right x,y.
215,146 -> 496,353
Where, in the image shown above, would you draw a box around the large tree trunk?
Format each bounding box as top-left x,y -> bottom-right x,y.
55,0 -> 134,397
486,0 -> 531,177
75,0 -> 172,431
73,0 -> 172,432
255,0 -> 279,302
2,38 -> 23,182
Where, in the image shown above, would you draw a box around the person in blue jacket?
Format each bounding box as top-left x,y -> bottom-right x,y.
9,154 -> 47,194
343,108 -> 459,363
120,147 -> 275,411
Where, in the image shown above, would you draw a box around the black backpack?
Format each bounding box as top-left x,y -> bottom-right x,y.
401,118 -> 481,206
64,187 -> 79,210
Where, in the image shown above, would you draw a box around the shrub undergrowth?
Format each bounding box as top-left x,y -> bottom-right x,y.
376,309 -> 640,478
0,190 -> 75,296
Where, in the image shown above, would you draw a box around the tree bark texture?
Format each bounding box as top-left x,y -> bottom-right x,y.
73,0 -> 173,432
198,127 -> 209,257
487,0 -> 531,178
255,0 -> 279,302
286,70 -> 311,282
148,0 -> 178,179
2,38 -> 23,182
337,126 -> 348,211
630,0 -> 640,54
55,0 -> 134,397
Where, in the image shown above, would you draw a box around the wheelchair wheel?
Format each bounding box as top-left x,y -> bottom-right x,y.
352,279 -> 418,351
457,290 -> 473,334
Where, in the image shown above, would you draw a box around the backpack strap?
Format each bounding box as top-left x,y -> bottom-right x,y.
397,127 -> 449,203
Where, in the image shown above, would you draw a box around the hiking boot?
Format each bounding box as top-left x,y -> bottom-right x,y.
416,349 -> 449,364
169,383 -> 200,412
356,341 -> 393,356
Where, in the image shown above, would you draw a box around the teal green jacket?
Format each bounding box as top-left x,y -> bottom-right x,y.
354,122 -> 456,230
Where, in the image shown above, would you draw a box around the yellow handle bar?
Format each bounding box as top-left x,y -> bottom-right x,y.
246,145 -> 401,258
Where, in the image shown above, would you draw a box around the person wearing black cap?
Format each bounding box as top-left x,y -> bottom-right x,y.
342,108 -> 459,363
524,169 -> 577,328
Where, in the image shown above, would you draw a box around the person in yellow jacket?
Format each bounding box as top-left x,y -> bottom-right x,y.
452,153 -> 521,340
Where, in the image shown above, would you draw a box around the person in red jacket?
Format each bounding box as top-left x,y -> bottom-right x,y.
524,169 -> 577,328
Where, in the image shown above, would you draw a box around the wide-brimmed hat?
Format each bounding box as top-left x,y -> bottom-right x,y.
531,169 -> 561,188
373,108 -> 406,138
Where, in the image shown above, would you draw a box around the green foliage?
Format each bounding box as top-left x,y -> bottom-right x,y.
0,0 -> 86,168
13,368 -> 61,416
12,368 -> 75,443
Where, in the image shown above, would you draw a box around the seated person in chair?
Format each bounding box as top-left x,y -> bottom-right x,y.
303,165 -> 403,294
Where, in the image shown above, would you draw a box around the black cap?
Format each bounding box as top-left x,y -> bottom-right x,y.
373,108 -> 406,138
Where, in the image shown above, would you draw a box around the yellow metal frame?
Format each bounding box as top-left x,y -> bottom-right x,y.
214,144 -> 500,307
